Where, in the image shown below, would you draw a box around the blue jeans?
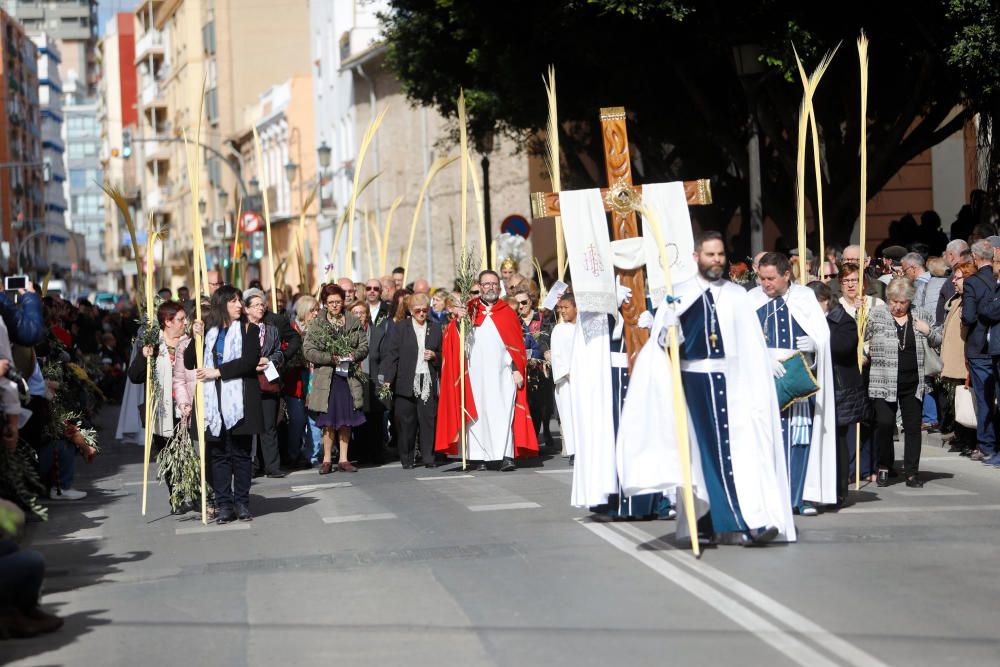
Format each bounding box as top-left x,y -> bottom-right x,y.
0,539 -> 44,612
922,383 -> 938,425
307,411 -> 323,464
970,358 -> 996,456
36,439 -> 76,490
284,395 -> 309,464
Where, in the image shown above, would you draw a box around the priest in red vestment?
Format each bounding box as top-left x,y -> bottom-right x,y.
436,270 -> 538,470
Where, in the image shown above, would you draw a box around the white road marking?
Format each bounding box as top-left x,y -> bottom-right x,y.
322,513 -> 397,524
468,501 -> 541,512
534,469 -> 573,474
613,522 -> 889,667
416,474 -> 475,481
894,486 -> 976,497
577,519 -> 840,667
176,523 -> 251,535
839,503 -> 1000,514
290,482 -> 353,493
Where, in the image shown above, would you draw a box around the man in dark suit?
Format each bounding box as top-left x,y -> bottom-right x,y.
961,240 -> 999,461
381,294 -> 443,469
363,279 -> 392,327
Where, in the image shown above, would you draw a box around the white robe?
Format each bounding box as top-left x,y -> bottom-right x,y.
617,278 -> 797,542
748,284 -> 838,506
550,321 -> 575,457
466,312 -> 516,461
569,313 -> 619,508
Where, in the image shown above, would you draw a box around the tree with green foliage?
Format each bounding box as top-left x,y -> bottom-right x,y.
382,1 -> 991,251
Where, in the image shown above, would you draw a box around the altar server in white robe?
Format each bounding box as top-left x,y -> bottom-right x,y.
749,252 -> 838,514
549,293 -> 577,460
617,231 -> 796,544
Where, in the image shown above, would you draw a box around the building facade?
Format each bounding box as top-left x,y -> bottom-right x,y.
0,11 -> 45,274
309,0 -> 537,286
3,0 -> 99,94
132,0 -> 311,292
98,12 -> 138,291
63,76 -> 104,286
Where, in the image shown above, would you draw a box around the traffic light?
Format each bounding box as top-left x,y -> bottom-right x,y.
122,129 -> 133,159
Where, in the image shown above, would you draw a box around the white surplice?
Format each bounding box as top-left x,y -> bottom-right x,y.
466,310 -> 516,462
549,321 -> 576,456
570,313 -> 619,508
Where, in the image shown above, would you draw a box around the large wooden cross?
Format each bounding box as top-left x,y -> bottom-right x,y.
530,106 -> 712,367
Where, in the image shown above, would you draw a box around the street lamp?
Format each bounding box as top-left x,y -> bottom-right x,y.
317,142 -> 332,169
217,186 -> 227,211
198,198 -> 207,216
285,160 -> 298,184
249,177 -> 260,198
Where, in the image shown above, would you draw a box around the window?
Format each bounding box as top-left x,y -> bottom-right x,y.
69,168 -> 99,189
71,193 -> 103,215
68,141 -> 98,159
67,115 -> 96,138
205,88 -> 219,125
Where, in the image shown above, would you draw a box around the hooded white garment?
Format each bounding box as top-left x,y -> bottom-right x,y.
560,189 -> 617,315
617,277 -> 797,542
202,324 -> 245,437
549,320 -> 576,457
748,283 -> 838,506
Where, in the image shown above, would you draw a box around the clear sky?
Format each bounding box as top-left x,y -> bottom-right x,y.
97,0 -> 133,36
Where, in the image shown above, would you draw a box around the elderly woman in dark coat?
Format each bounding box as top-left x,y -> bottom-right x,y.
187,285 -> 264,524
303,284 -> 368,474
865,277 -> 942,489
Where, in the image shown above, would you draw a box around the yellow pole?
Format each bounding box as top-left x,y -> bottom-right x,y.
458,89 -> 469,252
467,153 -> 487,271
402,157 -> 459,283
459,319 -> 467,470
140,227 -> 156,516
543,66 -> 567,280
252,126 -> 278,313
381,196 -> 404,276
636,202 -> 700,558
856,32 -> 870,490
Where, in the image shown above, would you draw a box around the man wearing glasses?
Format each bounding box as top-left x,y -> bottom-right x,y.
363,279 -> 390,327
436,271 -> 538,471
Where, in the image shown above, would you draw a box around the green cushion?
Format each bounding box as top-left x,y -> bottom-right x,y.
774,351 -> 820,411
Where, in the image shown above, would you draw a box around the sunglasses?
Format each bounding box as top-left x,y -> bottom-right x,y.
412,308 -> 428,314
365,286 -> 382,292
470,290 -> 481,295
516,300 -> 530,306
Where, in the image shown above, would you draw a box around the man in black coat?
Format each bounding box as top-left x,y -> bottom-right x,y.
381,297 -> 442,468
263,290 -> 302,471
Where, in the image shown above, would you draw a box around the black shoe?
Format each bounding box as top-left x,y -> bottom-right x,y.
500,457 -> 516,472
905,476 -> 924,488
217,508 -> 237,524
569,454 -> 575,467
402,463 -> 415,469
265,471 -> 287,479
424,462 -> 438,469
876,470 -> 889,487
888,469 -> 900,479
252,469 -> 264,479
475,462 -> 488,471
236,505 -> 252,521
740,525 -> 779,546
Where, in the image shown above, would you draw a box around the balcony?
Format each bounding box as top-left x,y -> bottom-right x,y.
139,80 -> 165,110
143,135 -> 170,163
144,185 -> 172,213
134,30 -> 164,64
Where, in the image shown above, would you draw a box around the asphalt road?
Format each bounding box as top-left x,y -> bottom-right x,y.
6,407 -> 1000,666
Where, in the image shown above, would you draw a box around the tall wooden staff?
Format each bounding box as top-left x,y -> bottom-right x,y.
458,89 -> 471,471
856,33 -> 870,490
140,225 -> 158,516
543,66 -> 567,280
252,127 -> 278,313
183,123 -> 209,524
793,46 -> 838,284
636,202 -> 701,558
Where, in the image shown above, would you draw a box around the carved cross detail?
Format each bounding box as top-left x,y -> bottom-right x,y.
530,106 -> 712,369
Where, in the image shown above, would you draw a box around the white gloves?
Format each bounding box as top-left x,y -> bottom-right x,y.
637,311 -> 654,329
772,358 -> 787,378
655,308 -> 685,347
795,335 -> 815,353
615,275 -> 632,308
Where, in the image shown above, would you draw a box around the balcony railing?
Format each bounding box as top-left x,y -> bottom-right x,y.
139,80 -> 165,109
134,30 -> 164,64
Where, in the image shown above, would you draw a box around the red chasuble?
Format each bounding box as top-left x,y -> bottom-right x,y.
435,298 -> 539,458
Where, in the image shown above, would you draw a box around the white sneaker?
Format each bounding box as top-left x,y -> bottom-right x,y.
49,488 -> 87,500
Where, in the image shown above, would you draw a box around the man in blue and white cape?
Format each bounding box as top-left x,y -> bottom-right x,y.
616,231 -> 796,545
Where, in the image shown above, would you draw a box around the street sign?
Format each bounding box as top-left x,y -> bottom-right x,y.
500,214 -> 530,238
240,211 -> 262,234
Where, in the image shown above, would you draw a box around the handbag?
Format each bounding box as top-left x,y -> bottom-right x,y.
923,344 -> 943,377
774,351 -> 821,411
955,377 -> 977,428
258,372 -> 281,395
